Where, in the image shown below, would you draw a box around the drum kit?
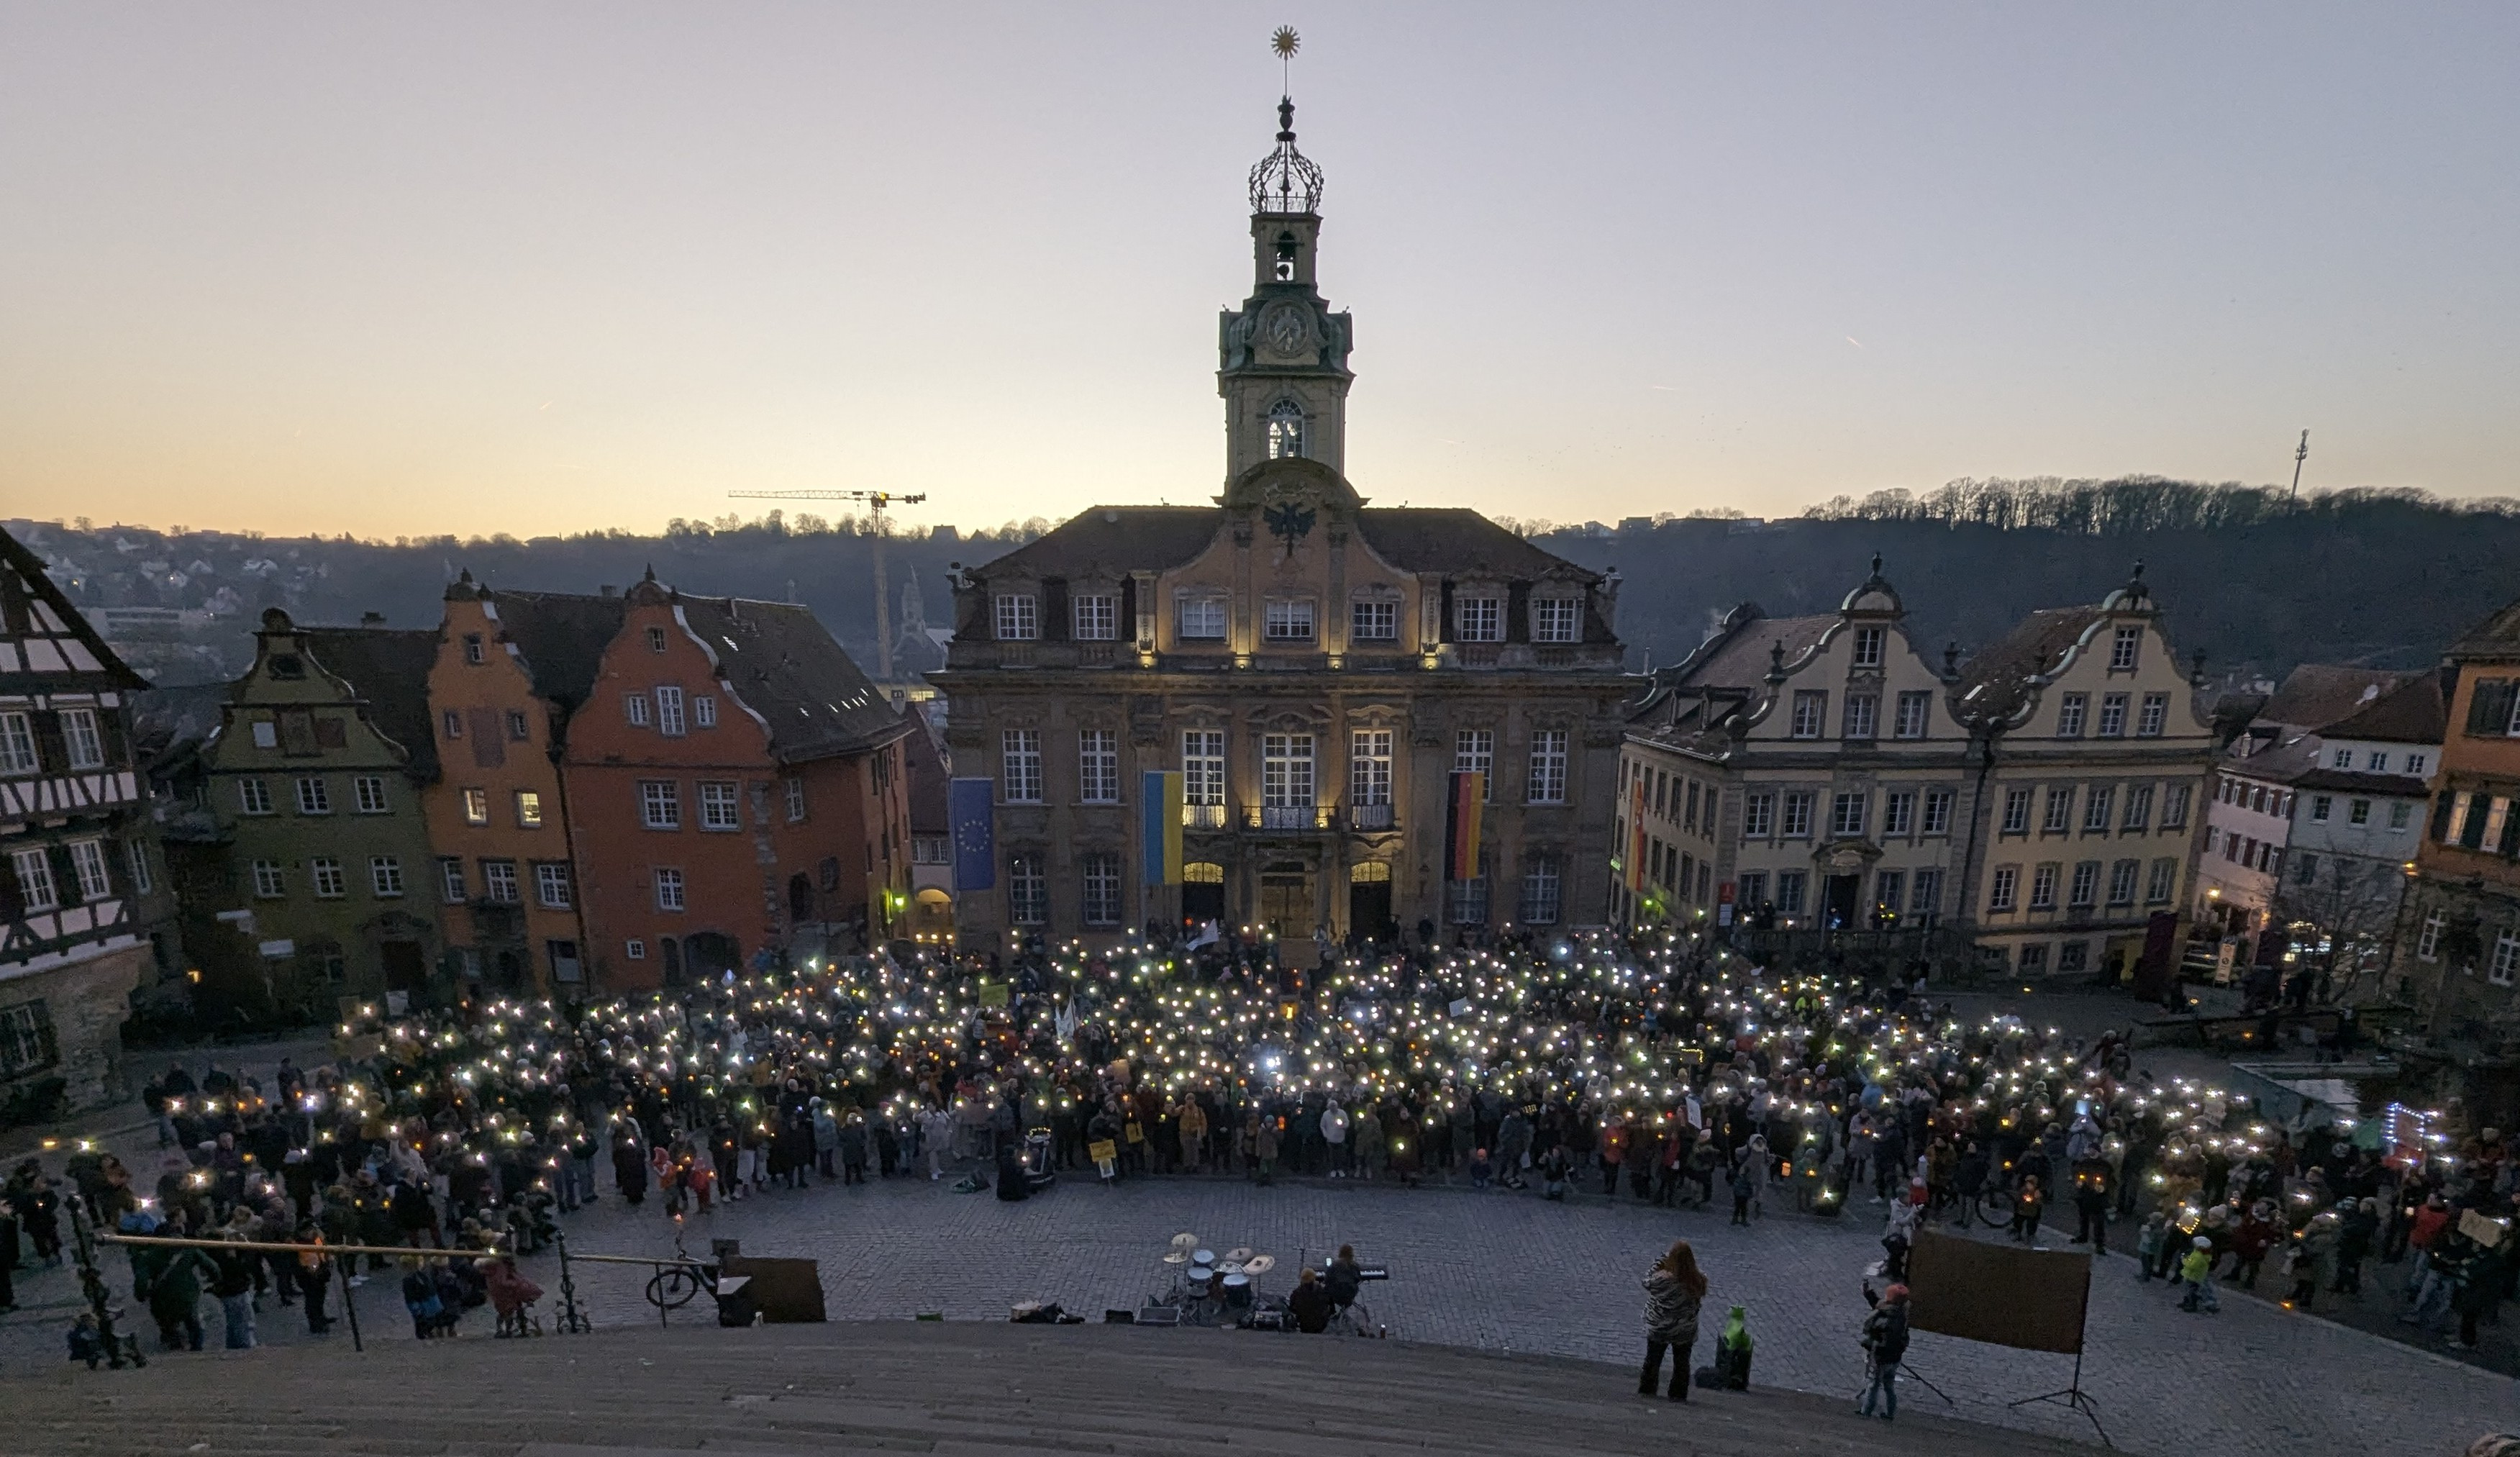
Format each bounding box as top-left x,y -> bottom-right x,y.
1154,1233 -> 1281,1325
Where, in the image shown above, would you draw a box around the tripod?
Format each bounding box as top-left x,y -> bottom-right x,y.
1854,1356 -> 1952,1413
2006,1346 -> 2111,1448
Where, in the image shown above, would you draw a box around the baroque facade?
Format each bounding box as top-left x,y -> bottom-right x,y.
934,94 -> 1628,948
2391,595 -> 2520,1038
0,527 -> 163,1108
1617,562 -> 2217,981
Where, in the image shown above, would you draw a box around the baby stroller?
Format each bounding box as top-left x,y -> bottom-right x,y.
1022,1127 -> 1057,1194
485,1256 -> 545,1338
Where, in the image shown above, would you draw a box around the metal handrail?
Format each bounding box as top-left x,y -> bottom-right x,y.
99,1228 -> 521,1353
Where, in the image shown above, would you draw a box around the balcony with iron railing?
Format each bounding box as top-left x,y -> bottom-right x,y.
1250,804 -> 1332,832
1181,802 -> 1228,830
1348,801 -> 1396,831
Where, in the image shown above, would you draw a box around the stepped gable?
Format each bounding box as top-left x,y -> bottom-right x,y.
295,623 -> 444,779
676,594 -> 911,763
0,1321 -> 2103,1457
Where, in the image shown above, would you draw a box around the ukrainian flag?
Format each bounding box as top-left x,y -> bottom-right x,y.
1142,770 -> 1183,886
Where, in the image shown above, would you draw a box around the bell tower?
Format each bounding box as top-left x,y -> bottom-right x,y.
1219,92 -> 1354,481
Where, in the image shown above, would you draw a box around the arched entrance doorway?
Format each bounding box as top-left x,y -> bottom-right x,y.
685,931 -> 741,983
1349,861 -> 1394,944
1182,861 -> 1226,927
1258,860 -> 1312,940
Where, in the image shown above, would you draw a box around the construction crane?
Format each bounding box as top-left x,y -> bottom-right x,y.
725,489 -> 927,681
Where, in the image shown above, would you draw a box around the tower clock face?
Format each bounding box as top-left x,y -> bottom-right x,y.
1261,302 -> 1311,355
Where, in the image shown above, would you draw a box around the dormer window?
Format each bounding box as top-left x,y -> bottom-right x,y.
1852,625 -> 1885,668
1265,400 -> 1306,460
1457,595 -> 1504,643
1263,599 -> 1316,643
1532,597 -> 1580,644
1177,594 -> 1227,642
993,593 -> 1039,641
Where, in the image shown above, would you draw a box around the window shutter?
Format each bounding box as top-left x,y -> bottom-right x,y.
97,707 -> 131,768
1438,581 -> 1456,644
1506,581 -> 1532,643
2500,806 -> 2520,858
2433,788 -> 2457,841
2468,678 -> 2514,737
2462,794 -> 2491,850
29,711 -> 66,773
1042,579 -> 1070,643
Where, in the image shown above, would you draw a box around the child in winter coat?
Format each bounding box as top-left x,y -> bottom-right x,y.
2134,1213 -> 2168,1280
2176,1236 -> 2220,1312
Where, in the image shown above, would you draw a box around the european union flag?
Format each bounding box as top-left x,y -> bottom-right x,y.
949,776 -> 996,891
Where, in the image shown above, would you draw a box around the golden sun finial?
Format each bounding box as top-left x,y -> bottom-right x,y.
1272,26 -> 1300,60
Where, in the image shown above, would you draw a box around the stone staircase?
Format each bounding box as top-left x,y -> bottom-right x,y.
1,1320 -> 2101,1457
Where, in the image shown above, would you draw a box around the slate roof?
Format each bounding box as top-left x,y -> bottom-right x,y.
1952,608 -> 2105,702
676,596 -> 912,763
2315,672 -> 2445,746
301,627 -> 445,779
971,504 -> 1597,583
485,590 -> 627,707
2257,665 -> 2419,734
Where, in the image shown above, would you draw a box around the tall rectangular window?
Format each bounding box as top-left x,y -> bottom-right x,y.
0,712 -> 37,773
692,697 -> 715,730
1457,596 -> 1504,643
238,779 -> 273,816
1532,599 -> 1580,643
2162,784 -> 2192,830
699,780 -> 740,830
369,855 -> 404,899
1923,789 -> 1955,835
124,840 -> 153,895
2043,786 -> 2074,834
1007,854 -> 1046,925
1350,730 -> 1393,807
2110,625 -> 2141,671
1350,599 -> 1398,641
483,860 -> 520,903
311,857 -> 346,899
1454,728 -> 1494,799
625,694 -> 651,727
1829,790 -> 1867,837
1177,596 -> 1226,640
1774,870 -> 1808,916
516,789 -> 545,828
1526,728 -> 1568,804
294,777 -> 331,815
1737,871 -> 1767,910
1911,868 -> 1942,919
653,867 -> 684,912
1078,729 -> 1120,804
2056,694 -> 2087,737
1894,691 -> 1931,739
2137,692 -> 2168,737
1883,790 -> 1916,836
786,777 -> 808,821
1263,599 -> 1316,642
1520,855 -> 1563,924
2083,785 -> 2114,833
1843,694 -> 1878,740
994,594 -> 1039,640
1872,869 -> 1904,920
639,780 -> 681,830
2028,863 -> 2059,909
2417,909 -> 2444,959
1790,691 -> 1827,739
1002,730 -> 1043,803
1742,791 -> 1775,838
439,858 -> 467,903
1262,734 -> 1316,812
67,839 -> 111,901
1851,625 -> 1886,667
60,709 -> 106,770
2492,932 -> 2520,986
1780,790 -> 1815,839
1072,594 -> 1117,641
463,786 -> 491,825
2145,857 -> 2176,905
352,775 -> 389,814
2068,861 -> 2100,907
1183,730 -> 1225,811
1081,852 -> 1122,926
655,686 -> 686,737
2002,787 -> 2032,834
536,863 -> 573,909
2098,693 -> 2129,737
2122,784 -> 2154,831
249,858 -> 285,899
2107,858 -> 2139,906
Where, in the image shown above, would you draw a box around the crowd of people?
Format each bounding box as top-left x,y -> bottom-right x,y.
5,925 -> 2511,1370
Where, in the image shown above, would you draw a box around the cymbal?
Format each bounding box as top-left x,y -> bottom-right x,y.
1168,1232 -> 1200,1252
1217,1261 -> 1244,1276
1241,1254 -> 1275,1274
1224,1246 -> 1255,1263
1163,1252 -> 1190,1265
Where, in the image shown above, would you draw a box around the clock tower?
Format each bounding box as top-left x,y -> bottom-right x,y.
1219,94 -> 1355,481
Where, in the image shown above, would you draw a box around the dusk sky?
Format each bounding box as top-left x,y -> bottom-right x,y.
4,4 -> 2514,540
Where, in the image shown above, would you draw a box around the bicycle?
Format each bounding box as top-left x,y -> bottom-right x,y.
644,1225 -> 711,1313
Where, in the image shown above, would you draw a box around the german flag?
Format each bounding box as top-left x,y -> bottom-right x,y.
1444,770 -> 1485,882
